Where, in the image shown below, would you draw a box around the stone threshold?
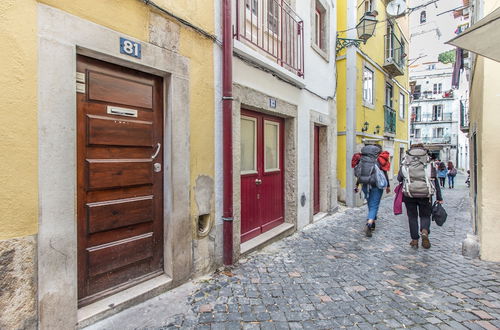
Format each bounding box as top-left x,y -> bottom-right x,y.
240,222 -> 295,256
313,212 -> 329,223
78,274 -> 172,328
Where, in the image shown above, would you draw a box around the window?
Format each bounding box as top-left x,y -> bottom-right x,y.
414,128 -> 421,138
432,105 -> 443,121
267,0 -> 279,33
420,11 -> 426,23
264,121 -> 280,171
433,127 -> 444,138
245,0 -> 258,16
241,116 -> 257,173
314,1 -> 327,52
399,92 -> 405,119
412,106 -> 421,122
428,64 -> 436,70
385,83 -> 393,108
433,83 -> 442,94
364,0 -> 375,14
363,67 -> 374,105
413,84 -> 421,100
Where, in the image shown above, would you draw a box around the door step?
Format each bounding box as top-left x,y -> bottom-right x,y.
240,222 -> 295,255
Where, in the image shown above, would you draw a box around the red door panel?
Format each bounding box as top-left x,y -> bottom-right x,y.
240,110 -> 284,243
313,126 -> 320,214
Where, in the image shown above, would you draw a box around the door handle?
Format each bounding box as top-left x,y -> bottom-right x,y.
151,143 -> 161,159
255,178 -> 262,185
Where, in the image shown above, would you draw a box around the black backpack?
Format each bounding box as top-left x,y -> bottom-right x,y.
354,145 -> 381,186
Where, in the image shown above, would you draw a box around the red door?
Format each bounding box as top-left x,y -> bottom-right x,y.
313,126 -> 320,214
77,55 -> 164,305
240,110 -> 284,243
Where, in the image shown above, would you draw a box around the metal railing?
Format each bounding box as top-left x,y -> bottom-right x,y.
235,0 -> 304,77
421,136 -> 452,144
413,113 -> 453,123
384,105 -> 396,134
384,33 -> 405,70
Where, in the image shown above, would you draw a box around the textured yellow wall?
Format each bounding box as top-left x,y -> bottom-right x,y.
0,0 -> 215,239
0,0 -> 38,240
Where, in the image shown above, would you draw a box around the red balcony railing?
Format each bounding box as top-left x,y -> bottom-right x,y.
235,0 -> 304,77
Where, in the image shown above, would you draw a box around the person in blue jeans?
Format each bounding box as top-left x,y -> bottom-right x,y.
437,162 -> 448,188
355,172 -> 391,237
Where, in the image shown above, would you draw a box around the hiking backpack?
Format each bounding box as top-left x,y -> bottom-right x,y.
401,148 -> 436,198
354,145 -> 382,186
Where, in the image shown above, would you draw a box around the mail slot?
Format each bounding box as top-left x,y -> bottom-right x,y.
107,106 -> 138,118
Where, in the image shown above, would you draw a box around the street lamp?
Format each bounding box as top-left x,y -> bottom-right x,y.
361,121 -> 370,132
336,14 -> 378,54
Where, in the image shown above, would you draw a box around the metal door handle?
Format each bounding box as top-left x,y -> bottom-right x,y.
255,179 -> 262,185
151,143 -> 161,159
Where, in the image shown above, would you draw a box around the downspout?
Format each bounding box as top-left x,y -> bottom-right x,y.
222,0 -> 234,265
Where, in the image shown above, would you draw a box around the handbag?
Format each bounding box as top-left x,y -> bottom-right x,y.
393,183 -> 403,215
431,201 -> 447,226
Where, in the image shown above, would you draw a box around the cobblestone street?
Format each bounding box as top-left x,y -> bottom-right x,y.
89,176 -> 500,330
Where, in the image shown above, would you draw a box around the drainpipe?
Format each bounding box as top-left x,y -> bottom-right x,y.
222,0 -> 234,266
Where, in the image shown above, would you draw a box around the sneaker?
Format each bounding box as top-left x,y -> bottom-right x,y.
421,232 -> 431,249
364,224 -> 372,237
409,239 -> 419,248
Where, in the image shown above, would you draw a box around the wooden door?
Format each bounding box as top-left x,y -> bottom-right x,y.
313,126 -> 320,215
240,110 -> 284,243
77,55 -> 164,305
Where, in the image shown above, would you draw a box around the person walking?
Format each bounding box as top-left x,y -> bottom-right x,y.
352,144 -> 391,238
399,144 -> 443,249
447,161 -> 457,188
437,162 -> 448,188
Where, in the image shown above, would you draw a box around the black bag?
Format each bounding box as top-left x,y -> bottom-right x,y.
354,145 -> 381,186
431,201 -> 447,226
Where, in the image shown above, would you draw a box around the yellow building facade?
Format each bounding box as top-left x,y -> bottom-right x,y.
0,0 -> 217,328
336,0 -> 410,206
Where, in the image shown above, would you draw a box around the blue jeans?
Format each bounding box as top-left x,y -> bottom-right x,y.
362,185 -> 383,221
447,174 -> 455,188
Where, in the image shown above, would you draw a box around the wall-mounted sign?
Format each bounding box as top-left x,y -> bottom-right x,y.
120,37 -> 141,59
269,98 -> 277,109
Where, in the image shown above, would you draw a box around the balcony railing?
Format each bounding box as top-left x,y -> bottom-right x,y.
413,113 -> 453,123
383,33 -> 405,77
420,136 -> 452,144
235,0 -> 304,77
384,105 -> 396,134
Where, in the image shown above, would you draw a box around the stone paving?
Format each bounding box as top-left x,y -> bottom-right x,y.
88,176 -> 500,330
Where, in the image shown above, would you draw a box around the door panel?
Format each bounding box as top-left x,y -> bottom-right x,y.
77,55 -> 164,305
240,110 -> 284,243
313,126 -> 320,215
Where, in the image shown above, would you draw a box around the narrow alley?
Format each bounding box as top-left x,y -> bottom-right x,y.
88,176 -> 500,329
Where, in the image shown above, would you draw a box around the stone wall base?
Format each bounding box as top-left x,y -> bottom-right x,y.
0,235 -> 37,329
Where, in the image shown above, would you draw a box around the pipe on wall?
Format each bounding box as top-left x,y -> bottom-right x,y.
222,0 -> 234,266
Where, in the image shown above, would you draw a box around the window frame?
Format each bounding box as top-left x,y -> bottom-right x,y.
362,65 -> 375,108
385,83 -> 394,109
420,11 -> 427,23
399,92 -> 405,120
311,0 -> 329,60
414,128 -> 421,139
240,115 -> 258,175
432,105 -> 443,121
264,120 -> 281,173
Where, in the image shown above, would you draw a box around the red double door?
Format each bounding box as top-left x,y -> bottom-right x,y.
240,110 -> 284,243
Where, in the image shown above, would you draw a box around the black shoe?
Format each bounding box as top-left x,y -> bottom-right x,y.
370,222 -> 376,232
364,224 -> 372,237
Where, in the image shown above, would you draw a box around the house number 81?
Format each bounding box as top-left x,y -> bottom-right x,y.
120,37 -> 141,59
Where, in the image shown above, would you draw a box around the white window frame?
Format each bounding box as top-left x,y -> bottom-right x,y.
415,128 -> 421,138
362,66 -> 375,107
264,120 -> 280,173
240,115 -> 258,175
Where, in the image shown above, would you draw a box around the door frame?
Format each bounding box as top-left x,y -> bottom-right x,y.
232,84 -> 298,256
38,5 -> 191,328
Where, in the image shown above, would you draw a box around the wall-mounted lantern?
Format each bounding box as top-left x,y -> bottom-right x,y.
361,121 -> 370,132
374,125 -> 381,135
336,14 -> 378,54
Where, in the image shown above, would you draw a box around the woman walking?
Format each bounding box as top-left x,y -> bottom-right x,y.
437,162 -> 448,188
352,144 -> 391,237
447,161 -> 457,188
399,144 -> 443,249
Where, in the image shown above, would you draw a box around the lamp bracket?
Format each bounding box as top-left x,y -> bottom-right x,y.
336,37 -> 365,54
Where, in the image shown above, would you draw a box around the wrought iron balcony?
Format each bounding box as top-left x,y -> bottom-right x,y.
383,33 -> 405,77
384,105 -> 396,134
413,113 -> 454,123
235,0 -> 304,77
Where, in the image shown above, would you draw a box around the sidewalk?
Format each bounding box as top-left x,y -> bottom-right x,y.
87,178 -> 500,329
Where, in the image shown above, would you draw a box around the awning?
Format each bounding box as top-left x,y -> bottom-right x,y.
447,6 -> 500,62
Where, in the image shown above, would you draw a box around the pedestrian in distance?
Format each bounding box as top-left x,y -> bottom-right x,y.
437,162 -> 448,188
352,144 -> 391,238
398,144 -> 443,249
447,161 -> 457,188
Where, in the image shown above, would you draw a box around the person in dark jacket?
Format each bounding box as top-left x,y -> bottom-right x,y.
398,144 -> 443,249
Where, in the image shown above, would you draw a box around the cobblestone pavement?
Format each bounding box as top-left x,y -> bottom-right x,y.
89,176 -> 500,330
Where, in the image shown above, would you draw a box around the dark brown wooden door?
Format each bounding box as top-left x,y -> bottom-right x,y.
240,110 -> 284,243
77,55 -> 164,305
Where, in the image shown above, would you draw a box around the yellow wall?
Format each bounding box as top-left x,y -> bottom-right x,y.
0,0 -> 38,240
0,0 -> 215,239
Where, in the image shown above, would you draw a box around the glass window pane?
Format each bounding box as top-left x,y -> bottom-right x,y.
241,117 -> 256,172
265,122 -> 279,170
